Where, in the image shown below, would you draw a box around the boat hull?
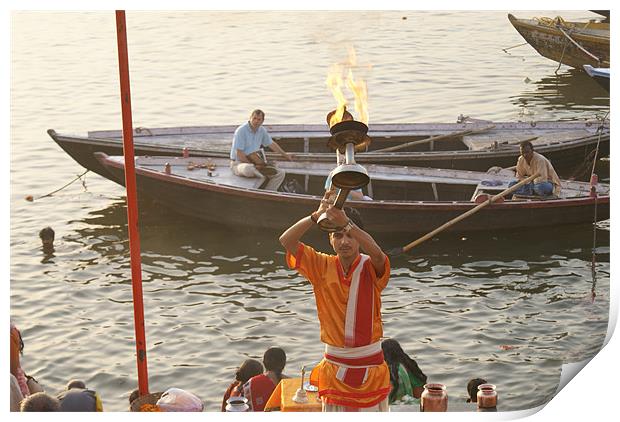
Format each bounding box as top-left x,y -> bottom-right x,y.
508,14 -> 610,69
49,124 -> 609,181
96,154 -> 609,235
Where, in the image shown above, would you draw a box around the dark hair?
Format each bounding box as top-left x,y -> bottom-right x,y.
129,389 -> 140,404
466,378 -> 487,403
20,392 -> 60,412
251,109 -> 265,119
235,359 -> 264,383
381,338 -> 427,403
263,347 -> 286,380
519,140 -> 534,151
39,226 -> 55,241
344,207 -> 364,230
66,379 -> 86,390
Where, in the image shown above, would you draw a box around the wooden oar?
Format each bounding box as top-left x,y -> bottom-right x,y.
388,173 -> 540,256
369,125 -> 496,154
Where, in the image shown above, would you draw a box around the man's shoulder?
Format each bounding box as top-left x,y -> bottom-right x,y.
234,122 -> 251,134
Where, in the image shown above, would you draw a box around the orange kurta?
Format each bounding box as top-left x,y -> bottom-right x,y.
286,243 -> 391,408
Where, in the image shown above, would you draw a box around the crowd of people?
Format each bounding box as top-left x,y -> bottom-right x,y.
11,322 -> 104,412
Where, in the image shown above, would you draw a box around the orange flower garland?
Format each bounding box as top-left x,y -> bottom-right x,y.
139,403 -> 162,412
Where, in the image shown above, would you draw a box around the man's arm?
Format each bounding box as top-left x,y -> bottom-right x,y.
325,207 -> 387,277
236,149 -> 250,163
515,157 -> 527,179
268,141 -> 293,161
279,191 -> 332,253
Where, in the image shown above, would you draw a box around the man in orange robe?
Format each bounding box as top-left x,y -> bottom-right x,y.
279,192 -> 391,411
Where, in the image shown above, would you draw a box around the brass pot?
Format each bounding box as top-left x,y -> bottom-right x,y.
477,384 -> 497,409
420,383 -> 448,412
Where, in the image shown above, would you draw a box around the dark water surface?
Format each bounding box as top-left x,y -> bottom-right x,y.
10,11 -> 609,411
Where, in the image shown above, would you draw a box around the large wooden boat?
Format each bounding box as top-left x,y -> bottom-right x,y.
94,153 -> 609,235
48,118 -> 609,181
508,14 -> 610,69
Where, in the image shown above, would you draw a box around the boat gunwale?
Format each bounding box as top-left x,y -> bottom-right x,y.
507,14 -> 610,42
50,129 -> 610,161
98,154 -> 609,212
82,119 -> 608,139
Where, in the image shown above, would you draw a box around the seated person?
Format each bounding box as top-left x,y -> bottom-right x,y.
381,338 -> 427,404
11,374 -> 24,412
509,141 -> 561,197
11,322 -> 33,398
466,378 -> 487,403
20,392 -> 60,412
230,109 -> 292,191
57,379 -> 103,411
243,347 -> 289,411
221,359 -> 264,411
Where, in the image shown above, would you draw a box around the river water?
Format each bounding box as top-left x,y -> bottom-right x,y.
10,11 -> 610,411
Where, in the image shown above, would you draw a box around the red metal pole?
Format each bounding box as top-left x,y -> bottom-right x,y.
115,10 -> 149,395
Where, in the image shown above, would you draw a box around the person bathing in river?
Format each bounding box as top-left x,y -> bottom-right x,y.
466,378 -> 488,403
243,347 -> 289,411
381,338 -> 427,404
221,358 -> 263,411
230,109 -> 293,191
279,193 -> 391,411
508,140 -> 561,197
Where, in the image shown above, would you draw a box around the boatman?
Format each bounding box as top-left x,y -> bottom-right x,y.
279,192 -> 391,411
509,140 -> 561,197
230,109 -> 293,191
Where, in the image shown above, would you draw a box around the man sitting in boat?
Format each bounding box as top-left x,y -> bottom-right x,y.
230,109 -> 293,191
279,196 -> 391,411
509,140 -> 561,197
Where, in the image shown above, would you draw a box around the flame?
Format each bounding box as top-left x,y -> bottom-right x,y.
325,47 -> 369,127
346,68 -> 368,125
326,67 -> 347,127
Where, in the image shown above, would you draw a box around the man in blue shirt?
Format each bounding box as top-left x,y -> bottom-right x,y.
230,109 -> 292,190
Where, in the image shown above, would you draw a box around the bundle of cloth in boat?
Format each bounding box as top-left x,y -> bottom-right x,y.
156,388 -> 204,412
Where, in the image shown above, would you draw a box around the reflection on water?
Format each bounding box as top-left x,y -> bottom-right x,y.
512,69 -> 610,119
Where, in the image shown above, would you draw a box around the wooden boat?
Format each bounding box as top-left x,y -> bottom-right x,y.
48,118 -> 609,181
94,153 -> 609,235
508,14 -> 609,69
583,65 -> 610,92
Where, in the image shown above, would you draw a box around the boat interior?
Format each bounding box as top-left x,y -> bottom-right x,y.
128,156 -> 602,204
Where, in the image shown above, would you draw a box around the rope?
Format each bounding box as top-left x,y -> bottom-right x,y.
589,111 -> 609,182
554,37 -> 568,75
588,112 -> 609,303
32,170 -> 90,201
502,42 -> 528,54
555,24 -> 601,66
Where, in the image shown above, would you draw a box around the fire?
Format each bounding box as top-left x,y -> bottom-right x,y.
325,47 -> 369,127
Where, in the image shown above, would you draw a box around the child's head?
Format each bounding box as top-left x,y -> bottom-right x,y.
466,378 -> 487,402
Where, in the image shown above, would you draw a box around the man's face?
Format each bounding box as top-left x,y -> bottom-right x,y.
329,230 -> 360,260
520,144 -> 534,162
249,113 -> 264,130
